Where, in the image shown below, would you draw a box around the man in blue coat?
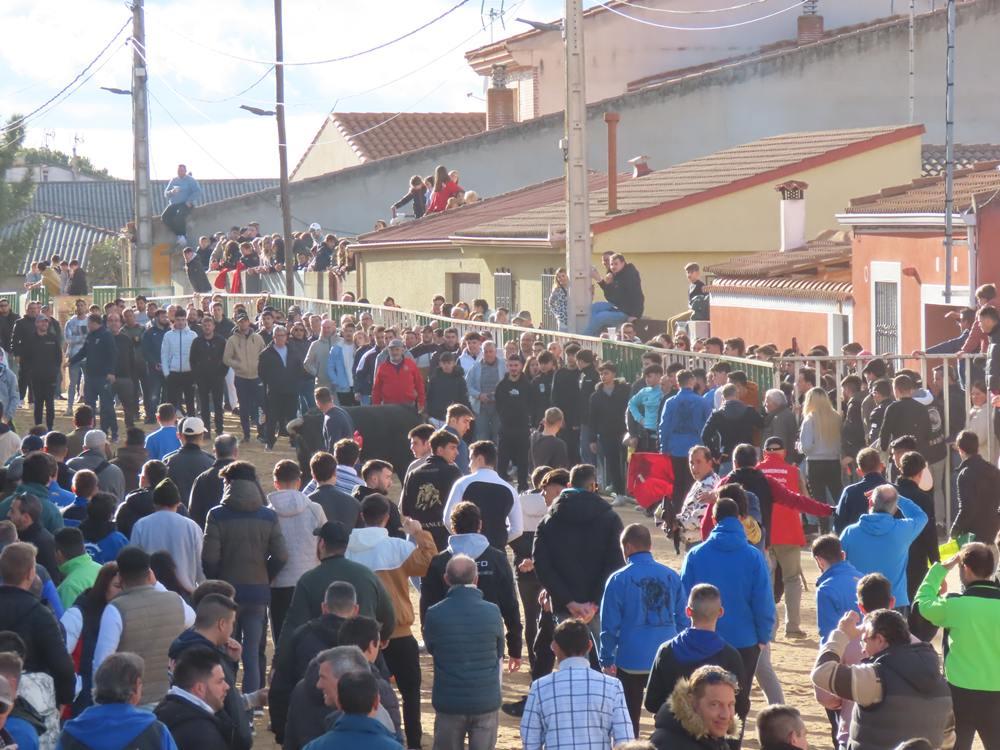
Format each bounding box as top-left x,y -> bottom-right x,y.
423,554 -> 505,750
161,164 -> 203,244
833,447 -> 887,533
68,314 -> 117,439
839,484 -> 927,614
680,497 -> 775,693
659,370 -> 712,512
811,534 -> 862,641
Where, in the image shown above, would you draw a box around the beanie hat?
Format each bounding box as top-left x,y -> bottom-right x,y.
153,478 -> 181,507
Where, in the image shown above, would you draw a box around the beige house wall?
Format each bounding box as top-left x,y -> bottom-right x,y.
291,120 -> 361,181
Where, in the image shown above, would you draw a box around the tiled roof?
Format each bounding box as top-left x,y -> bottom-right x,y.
922,144 -> 1000,176
0,213 -> 117,274
460,125 -> 923,239
847,160 -> 1000,214
352,173 -> 609,247
24,179 -> 278,232
706,236 -> 852,278
705,277 -> 854,302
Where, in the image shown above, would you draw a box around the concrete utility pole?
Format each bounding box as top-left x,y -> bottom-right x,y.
131,0 -> 153,287
908,0 -> 916,123
563,0 -> 592,334
274,0 -> 295,297
943,0 -> 956,302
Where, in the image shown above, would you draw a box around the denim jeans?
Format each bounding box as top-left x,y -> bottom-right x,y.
474,403 -> 500,443
234,602 -> 267,693
143,368 -> 164,420
67,362 -> 84,412
83,377 -> 115,435
297,379 -> 315,416
432,710 -> 499,750
584,301 -> 629,337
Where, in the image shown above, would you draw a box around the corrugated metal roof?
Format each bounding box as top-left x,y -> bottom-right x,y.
848,159 -> 1000,214
0,213 -> 117,274
706,237 -> 851,278
24,179 -> 278,232
706,277 -> 854,302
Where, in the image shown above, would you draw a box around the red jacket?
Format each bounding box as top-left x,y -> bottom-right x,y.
373,357 -> 425,410
756,453 -> 808,546
426,181 -> 462,213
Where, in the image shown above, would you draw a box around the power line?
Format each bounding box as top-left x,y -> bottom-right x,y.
184,66 -> 275,104
611,0 -> 779,13
146,0 -> 473,67
595,0 -> 806,30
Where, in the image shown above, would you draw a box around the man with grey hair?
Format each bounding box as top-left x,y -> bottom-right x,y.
259,325 -> 304,451
306,646 -> 398,739
840,484 -> 928,616
67,430 -> 126,501
762,388 -> 797,456
424,553 -> 505,750
189,433 -> 238,528
59,652 -> 177,750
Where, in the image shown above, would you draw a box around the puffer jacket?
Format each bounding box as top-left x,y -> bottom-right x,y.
651,674 -> 742,750
345,526 -> 435,638
268,489 -> 326,588
202,478 -> 288,604
222,329 -> 265,379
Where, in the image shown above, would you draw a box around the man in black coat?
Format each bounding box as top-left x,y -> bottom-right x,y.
894,451 -> 940,642
190,316 -> 228,436
258,326 -> 303,451
23,315 -> 61,430
116,459 -> 188,538
155,646 -> 235,750
10,300 -> 39,400
585,252 -> 645,336
307,453 -> 360,532
182,247 -> 213,294
0,298 -> 18,355
589,364 -> 630,497
952,429 -> 1000,544
269,581 -> 356,743
701,385 -> 763,469
188,435 -> 237,529
551,345 -> 582,464
107,311 -> 140,440
400,430 -> 462,550
495,355 -> 534,492
878,374 -> 932,457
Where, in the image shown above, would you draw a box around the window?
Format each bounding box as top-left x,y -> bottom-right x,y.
493,267 -> 514,313
874,281 -> 899,355
540,267 -> 557,330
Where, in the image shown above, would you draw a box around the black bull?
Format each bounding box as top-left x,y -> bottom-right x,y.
345,404 -> 422,481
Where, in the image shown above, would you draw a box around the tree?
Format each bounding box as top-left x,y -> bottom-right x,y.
19,146 -> 112,179
87,237 -> 123,286
0,114 -> 34,228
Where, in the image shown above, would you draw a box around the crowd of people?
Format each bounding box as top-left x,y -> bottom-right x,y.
0,265 -> 992,749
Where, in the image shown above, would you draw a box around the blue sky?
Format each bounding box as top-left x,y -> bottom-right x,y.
0,0 -> 586,179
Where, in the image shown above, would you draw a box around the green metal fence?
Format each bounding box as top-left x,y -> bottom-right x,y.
94,285 -> 174,309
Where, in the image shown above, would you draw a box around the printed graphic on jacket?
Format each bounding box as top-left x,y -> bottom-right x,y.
414,483 -> 443,512
635,577 -> 673,626
677,475 -> 719,545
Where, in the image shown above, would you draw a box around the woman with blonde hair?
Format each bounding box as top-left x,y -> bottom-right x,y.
798,385 -> 842,529
548,267 -> 569,332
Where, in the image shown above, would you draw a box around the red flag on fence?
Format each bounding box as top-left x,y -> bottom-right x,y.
627,452 -> 674,509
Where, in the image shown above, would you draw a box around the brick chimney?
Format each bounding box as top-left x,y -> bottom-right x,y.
797,0 -> 823,44
776,180 -> 808,252
629,155 -> 652,179
486,65 -> 515,130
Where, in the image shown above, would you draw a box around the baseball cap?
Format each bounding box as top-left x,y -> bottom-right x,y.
235,311 -> 249,322
314,520 -> 351,547
387,338 -> 405,349
763,436 -> 785,451
309,222 -> 321,231
180,417 -> 207,436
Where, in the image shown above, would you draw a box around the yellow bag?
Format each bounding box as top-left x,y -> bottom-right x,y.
938,539 -> 960,559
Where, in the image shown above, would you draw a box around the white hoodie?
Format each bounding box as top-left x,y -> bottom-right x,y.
345,526 -> 415,572
268,489 -> 327,588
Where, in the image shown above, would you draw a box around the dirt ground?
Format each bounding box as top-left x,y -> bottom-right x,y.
23,402 -> 974,750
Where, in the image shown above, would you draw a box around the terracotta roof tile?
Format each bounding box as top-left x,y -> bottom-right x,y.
922,144 -> 1000,176
460,125 -> 921,239
332,112 -> 485,163
705,277 -> 854,302
706,237 -> 852,278
847,159 -> 1000,214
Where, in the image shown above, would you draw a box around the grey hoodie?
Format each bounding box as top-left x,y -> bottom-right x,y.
268,489 -> 326,588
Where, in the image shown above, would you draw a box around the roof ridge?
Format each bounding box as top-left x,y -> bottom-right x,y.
14,211 -> 117,234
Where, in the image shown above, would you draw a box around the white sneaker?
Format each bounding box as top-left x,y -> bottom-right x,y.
611,494 -> 630,507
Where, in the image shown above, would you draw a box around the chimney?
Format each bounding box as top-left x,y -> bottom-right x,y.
486,65 -> 515,130
628,155 -> 652,179
604,112 -> 620,214
776,180 -> 808,251
797,1 -> 823,44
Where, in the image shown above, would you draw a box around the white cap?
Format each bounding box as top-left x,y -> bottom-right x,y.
309,222 -> 321,232
84,429 -> 107,449
179,416 -> 207,435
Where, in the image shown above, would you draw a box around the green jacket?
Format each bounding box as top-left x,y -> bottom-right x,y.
915,562 -> 1000,691
0,482 -> 65,534
57,553 -> 102,610
275,554 -> 395,659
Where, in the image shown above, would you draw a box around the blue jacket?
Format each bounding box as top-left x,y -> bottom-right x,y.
145,425 -> 181,461
304,714 -> 402,750
925,328 -> 970,354
680,516 -> 775,648
840,496 -> 928,606
323,406 -> 355,451
69,326 -> 117,380
628,386 -> 664,431
444,424 -> 470,474
58,703 -> 177,750
326,343 -> 351,393
164,174 -> 203,206
658,387 -> 712,458
833,472 -> 887,534
141,324 -> 168,368
599,551 -> 689,670
815,560 -> 862,641
424,585 -> 504,715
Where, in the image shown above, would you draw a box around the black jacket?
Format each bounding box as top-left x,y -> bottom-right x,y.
270,613 -> 346,742
589,381 -> 630,438
165,444 -> 215,507
894,478 -> 940,602
878,397 -> 932,454
577,364 -> 600,424
701,400 -> 764,459
644,634 -> 748,720
987,324 -> 1000,393
185,256 -> 213,294
598,262 -> 644,318
154,694 -> 233,750
530,370 -> 555,426
22,331 -> 62,384
67,269 -> 89,295
21,523 -> 59,583
841,392 -> 865,460
115,487 -> 190,538
420,540 -> 522,658
867,398 -> 893,447
400,456 -> 462,550
425,370 -> 470,421
533,489 -> 625,611
726,466 -> 775,540
112,331 -> 138,380
188,458 -> 232,529
495,375 -> 534,433
951,453 -> 1000,543
0,312 -> 18,352
0,585 -> 75,704
308,485 -> 360,532
282,660 -> 329,750
259,344 -> 304,395
10,315 -> 35,358
190,335 -> 228,382
551,367 -> 581,428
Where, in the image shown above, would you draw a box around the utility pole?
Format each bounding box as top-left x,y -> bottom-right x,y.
908,0 -> 916,123
131,0 -> 152,288
943,0 -> 956,302
274,0 -> 294,297
564,0 -> 592,334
